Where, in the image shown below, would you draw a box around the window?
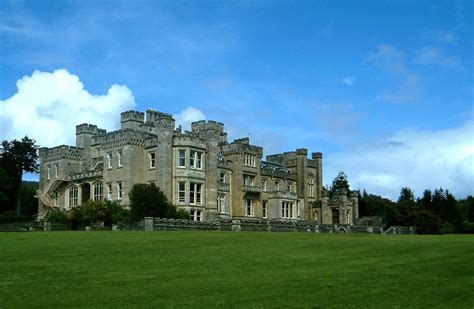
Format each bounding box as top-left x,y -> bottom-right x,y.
117,182 -> 123,200
262,179 -> 267,191
93,182 -> 103,201
68,186 -> 78,207
149,152 -> 156,169
190,150 -> 203,169
217,194 -> 226,213
107,184 -> 112,200
190,210 -> 202,222
189,182 -> 202,205
55,164 -> 59,178
117,150 -> 123,168
244,153 -> 256,167
287,182 -> 292,192
275,181 -> 280,191
47,165 -> 51,180
178,182 -> 186,203
308,174 -> 315,197
245,199 -> 254,217
178,150 -> 186,167
262,201 -> 267,218
220,171 -> 226,183
281,202 -> 294,219
107,153 -> 112,169
243,174 -> 255,186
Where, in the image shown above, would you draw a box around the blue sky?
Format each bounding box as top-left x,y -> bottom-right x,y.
1,0 -> 473,199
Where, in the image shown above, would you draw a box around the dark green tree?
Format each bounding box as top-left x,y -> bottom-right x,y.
0,137 -> 39,214
129,183 -> 189,220
329,171 -> 350,198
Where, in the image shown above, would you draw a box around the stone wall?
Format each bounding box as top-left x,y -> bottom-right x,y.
0,219 -> 416,234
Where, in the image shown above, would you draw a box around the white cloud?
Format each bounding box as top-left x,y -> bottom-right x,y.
342,76 -> 354,86
325,121 -> 474,199
173,106 -> 206,131
415,46 -> 462,69
0,69 -> 136,147
423,30 -> 457,44
368,44 -> 420,104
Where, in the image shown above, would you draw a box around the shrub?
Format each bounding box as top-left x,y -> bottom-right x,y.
130,183 -> 179,220
46,210 -> 69,223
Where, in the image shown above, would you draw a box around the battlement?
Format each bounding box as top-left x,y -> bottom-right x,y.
233,137 -> 249,145
76,123 -> 106,135
95,129 -> 149,149
39,145 -> 83,162
145,109 -> 175,130
121,110 -> 145,123
191,120 -> 225,133
312,152 -> 322,160
221,138 -> 263,156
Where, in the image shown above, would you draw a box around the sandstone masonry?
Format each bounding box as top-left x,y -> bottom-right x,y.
37,109 -> 358,223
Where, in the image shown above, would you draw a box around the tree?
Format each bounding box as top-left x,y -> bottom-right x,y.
129,183 -> 189,220
0,137 -> 39,215
329,171 -> 350,198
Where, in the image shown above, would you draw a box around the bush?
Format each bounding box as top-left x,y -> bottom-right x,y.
46,210 -> 69,223
68,200 -> 130,229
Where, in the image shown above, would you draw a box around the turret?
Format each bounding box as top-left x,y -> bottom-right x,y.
121,110 -> 145,130
76,124 -> 106,148
145,109 -> 175,130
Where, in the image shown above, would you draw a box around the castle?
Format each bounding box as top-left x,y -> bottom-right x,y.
37,109 -> 358,223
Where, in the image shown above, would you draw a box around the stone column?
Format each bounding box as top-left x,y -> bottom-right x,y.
145,217 -> 154,231
43,221 -> 51,231
232,219 -> 241,232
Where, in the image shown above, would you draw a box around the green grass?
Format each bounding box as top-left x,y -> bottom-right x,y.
0,232 -> 473,308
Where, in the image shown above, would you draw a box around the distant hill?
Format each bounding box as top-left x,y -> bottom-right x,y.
22,181 -> 39,189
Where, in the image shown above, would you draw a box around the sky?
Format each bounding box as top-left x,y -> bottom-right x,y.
0,0 -> 473,200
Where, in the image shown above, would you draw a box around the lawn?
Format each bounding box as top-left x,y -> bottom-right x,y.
0,232 -> 472,308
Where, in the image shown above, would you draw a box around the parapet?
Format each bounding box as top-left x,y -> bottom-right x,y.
233,137 -> 249,145
145,109 -> 175,130
191,120 -> 224,133
39,145 -> 83,162
76,123 -> 106,136
296,148 -> 308,156
121,110 -> 145,124
312,152 -> 323,160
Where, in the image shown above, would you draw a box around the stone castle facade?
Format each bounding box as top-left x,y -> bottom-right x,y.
37,109 -> 358,223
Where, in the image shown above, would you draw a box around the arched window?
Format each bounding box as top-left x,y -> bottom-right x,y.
93,182 -> 103,201
68,186 -> 78,207
308,174 -> 315,197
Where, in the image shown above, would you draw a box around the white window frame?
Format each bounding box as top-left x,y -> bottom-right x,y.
117,150 -> 123,168
189,182 -> 203,205
217,193 -> 226,213
281,201 -> 294,219
245,199 -> 254,217
243,174 -> 254,186
47,165 -> 51,180
190,150 -> 203,169
107,183 -> 112,200
149,152 -> 156,169
55,164 -> 59,178
275,181 -> 280,191
93,182 -> 103,201
244,153 -> 256,167
178,149 -> 186,168
178,182 -> 186,204
190,210 -> 202,222
68,186 -> 78,207
107,153 -> 112,169
117,182 -> 123,200
262,179 -> 267,191
220,171 -> 226,183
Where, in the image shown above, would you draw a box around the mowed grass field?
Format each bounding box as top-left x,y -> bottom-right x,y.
0,232 -> 473,308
